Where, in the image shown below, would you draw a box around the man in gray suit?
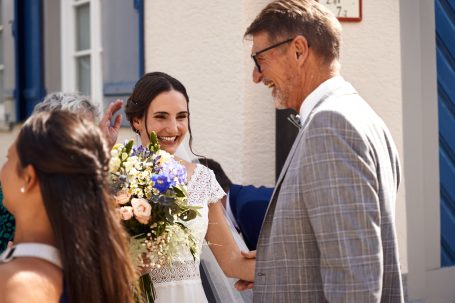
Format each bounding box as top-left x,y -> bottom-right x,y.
236,0 -> 405,302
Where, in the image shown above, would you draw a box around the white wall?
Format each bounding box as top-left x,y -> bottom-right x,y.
339,0 -> 407,272
143,0 -> 407,271
143,0 -> 275,187
0,127 -> 20,164
0,0 -> 407,273
399,1 -> 455,301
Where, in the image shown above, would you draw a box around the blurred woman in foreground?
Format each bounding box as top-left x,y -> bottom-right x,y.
0,111 -> 136,303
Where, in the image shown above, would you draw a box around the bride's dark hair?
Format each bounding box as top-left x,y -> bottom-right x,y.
125,71 -> 199,155
16,111 -> 136,303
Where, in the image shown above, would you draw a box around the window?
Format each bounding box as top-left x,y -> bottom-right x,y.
75,2 -> 91,95
101,0 -> 143,125
61,0 -> 102,106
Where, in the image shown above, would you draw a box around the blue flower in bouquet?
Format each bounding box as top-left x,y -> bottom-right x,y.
131,144 -> 151,158
109,131 -> 201,303
151,173 -> 172,193
161,161 -> 187,186
174,164 -> 187,184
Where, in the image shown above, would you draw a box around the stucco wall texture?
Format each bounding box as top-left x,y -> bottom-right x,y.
0,0 -> 407,272
142,0 -> 407,271
143,0 -> 276,188
339,0 -> 406,272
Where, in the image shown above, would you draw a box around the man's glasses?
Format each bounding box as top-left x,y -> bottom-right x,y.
251,38 -> 294,73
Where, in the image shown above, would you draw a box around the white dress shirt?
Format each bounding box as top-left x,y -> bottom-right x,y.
299,76 -> 346,125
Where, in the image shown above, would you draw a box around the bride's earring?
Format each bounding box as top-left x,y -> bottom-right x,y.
20,187 -> 25,193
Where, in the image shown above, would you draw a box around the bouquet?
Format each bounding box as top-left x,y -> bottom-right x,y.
109,132 -> 200,302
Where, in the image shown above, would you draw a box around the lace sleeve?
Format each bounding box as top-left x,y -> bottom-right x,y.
208,169 -> 225,204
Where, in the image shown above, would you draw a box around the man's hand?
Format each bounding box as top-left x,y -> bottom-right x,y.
241,250 -> 256,259
234,279 -> 254,291
235,250 -> 256,291
99,99 -> 123,148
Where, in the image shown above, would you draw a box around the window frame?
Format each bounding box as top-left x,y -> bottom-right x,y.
401,0 -> 455,301
61,0 -> 102,107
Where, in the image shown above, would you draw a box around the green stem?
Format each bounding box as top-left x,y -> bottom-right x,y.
136,274 -> 156,303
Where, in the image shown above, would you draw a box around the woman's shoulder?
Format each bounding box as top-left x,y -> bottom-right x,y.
0,259 -> 62,302
186,162 -> 198,175
189,163 -> 216,182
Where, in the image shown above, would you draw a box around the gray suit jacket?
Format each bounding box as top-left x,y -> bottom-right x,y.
253,81 -> 404,303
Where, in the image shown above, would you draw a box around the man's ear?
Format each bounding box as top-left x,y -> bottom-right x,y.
293,35 -> 310,63
22,164 -> 38,192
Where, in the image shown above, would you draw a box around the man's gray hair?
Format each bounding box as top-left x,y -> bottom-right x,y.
33,92 -> 100,121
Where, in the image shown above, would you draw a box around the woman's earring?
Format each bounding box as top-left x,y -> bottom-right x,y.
20,187 -> 25,193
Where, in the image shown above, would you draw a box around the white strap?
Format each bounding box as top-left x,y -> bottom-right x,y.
0,243 -> 63,269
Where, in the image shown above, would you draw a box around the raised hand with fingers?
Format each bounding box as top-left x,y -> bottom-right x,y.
99,99 -> 123,148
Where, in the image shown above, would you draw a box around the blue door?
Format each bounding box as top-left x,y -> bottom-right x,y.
435,0 -> 455,267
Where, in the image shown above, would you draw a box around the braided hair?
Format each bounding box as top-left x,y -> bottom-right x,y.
16,111 -> 136,303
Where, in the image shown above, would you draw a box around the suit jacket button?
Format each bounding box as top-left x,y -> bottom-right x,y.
257,272 -> 265,276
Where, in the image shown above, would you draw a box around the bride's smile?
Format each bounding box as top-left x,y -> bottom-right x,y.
133,89 -> 189,155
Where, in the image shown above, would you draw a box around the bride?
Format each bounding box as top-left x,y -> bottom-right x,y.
124,72 -> 255,302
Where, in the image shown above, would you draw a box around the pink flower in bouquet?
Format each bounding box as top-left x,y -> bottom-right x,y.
131,198 -> 152,224
109,134 -> 201,302
115,188 -> 131,205
119,206 -> 134,221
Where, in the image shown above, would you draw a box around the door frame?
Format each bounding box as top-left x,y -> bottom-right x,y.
400,0 -> 455,301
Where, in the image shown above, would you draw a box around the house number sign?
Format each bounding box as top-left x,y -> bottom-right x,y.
318,0 -> 362,22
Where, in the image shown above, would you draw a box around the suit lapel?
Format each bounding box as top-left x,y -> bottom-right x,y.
274,128 -> 305,190
264,82 -> 359,217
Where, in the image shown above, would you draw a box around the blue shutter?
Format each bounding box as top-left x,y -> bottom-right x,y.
435,0 -> 455,267
14,0 -> 46,120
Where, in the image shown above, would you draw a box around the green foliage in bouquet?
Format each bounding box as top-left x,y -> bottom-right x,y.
109,132 -> 201,302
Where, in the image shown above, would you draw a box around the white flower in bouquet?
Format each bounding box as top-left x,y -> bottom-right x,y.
109,132 -> 201,302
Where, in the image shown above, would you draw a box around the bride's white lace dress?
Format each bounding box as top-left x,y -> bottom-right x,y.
148,164 -> 225,303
